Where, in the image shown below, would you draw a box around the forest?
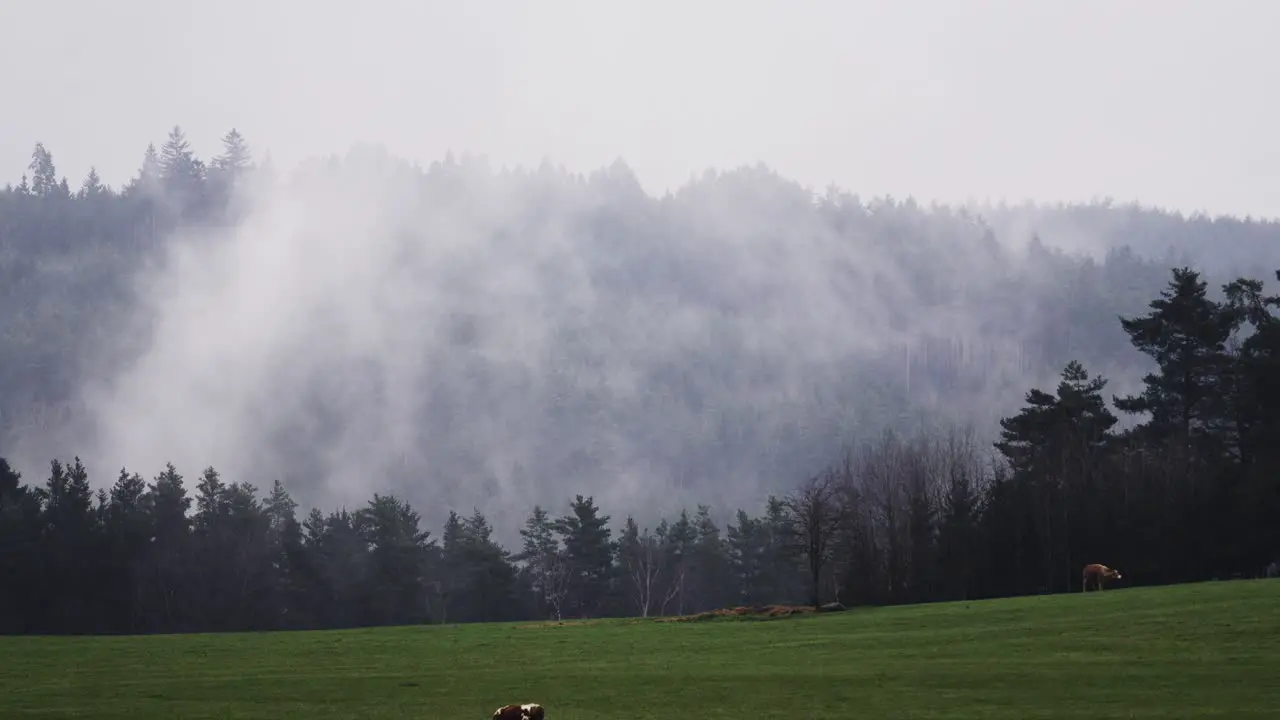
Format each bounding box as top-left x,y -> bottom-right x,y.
0,128 -> 1278,634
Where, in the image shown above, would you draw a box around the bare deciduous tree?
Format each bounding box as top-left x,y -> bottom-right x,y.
531,551 -> 571,621
781,467 -> 847,607
660,562 -> 688,616
623,528 -> 664,617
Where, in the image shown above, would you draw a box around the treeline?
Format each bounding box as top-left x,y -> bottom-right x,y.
5,126 -> 253,222
2,265 -> 1276,634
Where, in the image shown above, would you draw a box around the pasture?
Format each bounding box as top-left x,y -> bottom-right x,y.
2,580 -> 1277,719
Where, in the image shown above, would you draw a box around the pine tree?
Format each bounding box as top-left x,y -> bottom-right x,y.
159,126 -> 196,181
158,125 -> 206,215
39,458 -> 102,632
78,167 -> 107,199
27,143 -> 58,197
146,463 -> 193,632
1221,271 -> 1280,568
1114,267 -> 1239,459
552,495 -> 614,618
207,128 -> 254,217
515,505 -> 569,620
261,480 -> 304,627
212,128 -> 252,172
0,459 -> 42,632
194,466 -> 228,530
997,361 -> 1118,478
1222,273 -> 1280,468
995,361 -> 1119,591
690,504 -> 731,611
103,469 -> 152,632
125,143 -> 162,197
301,508 -> 369,628
726,510 -> 767,604
454,509 -> 520,622
659,509 -> 696,614
263,479 -> 299,534
353,494 -> 434,626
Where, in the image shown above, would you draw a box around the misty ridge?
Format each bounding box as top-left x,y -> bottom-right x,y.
3,128 -> 1280,547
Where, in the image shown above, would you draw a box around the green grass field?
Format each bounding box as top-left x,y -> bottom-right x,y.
2,580 -> 1277,719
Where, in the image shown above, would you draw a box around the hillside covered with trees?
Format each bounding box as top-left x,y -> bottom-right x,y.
0,128 -> 1278,633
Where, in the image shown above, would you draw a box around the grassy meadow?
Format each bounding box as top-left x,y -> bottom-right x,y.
1,579 -> 1277,719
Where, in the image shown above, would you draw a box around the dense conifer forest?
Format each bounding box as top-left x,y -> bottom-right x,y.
1,128 -> 1277,633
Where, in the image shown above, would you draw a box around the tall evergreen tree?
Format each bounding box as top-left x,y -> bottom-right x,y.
146,463 -> 193,632
353,494 -> 435,626
78,167 -> 108,199
1114,268 -> 1239,460
102,469 -> 152,632
0,459 -> 41,633
553,495 -> 615,618
39,458 -> 101,632
125,143 -> 162,198
995,361 -> 1119,591
27,143 -> 58,198
689,504 -> 731,611
515,505 -> 569,620
158,125 -> 206,215
726,509 -> 768,605
212,128 -> 252,173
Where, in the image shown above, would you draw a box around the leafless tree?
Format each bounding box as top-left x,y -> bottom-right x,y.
860,431 -> 908,601
936,424 -> 987,601
623,528 -> 664,617
781,467 -> 847,607
538,552 -> 571,621
521,545 -> 571,621
659,562 -> 688,616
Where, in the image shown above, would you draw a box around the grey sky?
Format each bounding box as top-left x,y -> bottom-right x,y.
3,0 -> 1278,217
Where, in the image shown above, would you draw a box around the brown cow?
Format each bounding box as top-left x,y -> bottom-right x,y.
1082,563 -> 1122,591
493,703 -> 545,720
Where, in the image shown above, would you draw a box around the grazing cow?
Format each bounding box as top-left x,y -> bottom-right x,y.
1082,563 -> 1122,591
493,703 -> 545,720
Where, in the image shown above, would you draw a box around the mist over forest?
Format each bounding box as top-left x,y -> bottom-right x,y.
3,127 -> 1280,546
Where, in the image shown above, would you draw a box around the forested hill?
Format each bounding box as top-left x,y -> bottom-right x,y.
2,127 -> 1279,541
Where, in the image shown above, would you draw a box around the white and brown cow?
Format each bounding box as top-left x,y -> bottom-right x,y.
493,703 -> 545,720
1081,563 -> 1122,591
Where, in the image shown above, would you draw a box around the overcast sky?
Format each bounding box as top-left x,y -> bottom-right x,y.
2,0 -> 1277,219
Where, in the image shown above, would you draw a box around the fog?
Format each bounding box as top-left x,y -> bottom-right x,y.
31,151 -> 1127,545
3,1 -> 1280,544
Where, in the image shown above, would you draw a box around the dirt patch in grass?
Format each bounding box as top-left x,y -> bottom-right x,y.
517,602 -> 847,627
655,604 -> 819,623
